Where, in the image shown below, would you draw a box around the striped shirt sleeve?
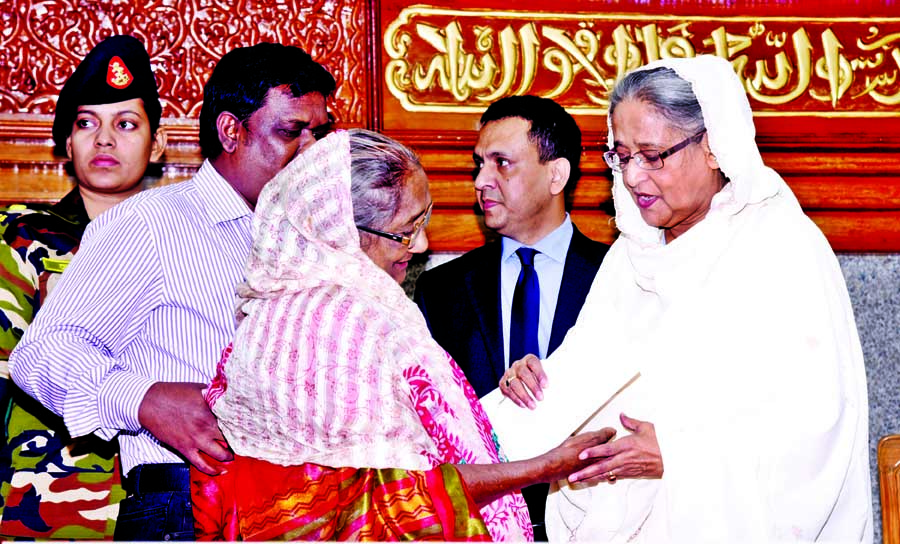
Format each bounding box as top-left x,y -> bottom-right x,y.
9,203 -> 164,440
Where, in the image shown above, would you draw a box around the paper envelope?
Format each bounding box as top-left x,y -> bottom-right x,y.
481,359 -> 640,461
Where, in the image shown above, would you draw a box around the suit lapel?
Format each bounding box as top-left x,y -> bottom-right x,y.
548,227 -> 599,354
463,242 -> 506,381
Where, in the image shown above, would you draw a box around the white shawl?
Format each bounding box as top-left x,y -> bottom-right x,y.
544,55 -> 873,543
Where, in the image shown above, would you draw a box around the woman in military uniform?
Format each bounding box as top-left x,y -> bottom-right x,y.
0,34 -> 166,539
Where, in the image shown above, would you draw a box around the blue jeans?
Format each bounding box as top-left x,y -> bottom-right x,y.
114,491 -> 194,541
114,464 -> 194,541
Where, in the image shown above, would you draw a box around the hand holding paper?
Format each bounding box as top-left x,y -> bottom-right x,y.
481,354 -> 639,462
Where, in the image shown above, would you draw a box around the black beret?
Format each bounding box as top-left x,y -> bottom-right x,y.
52,35 -> 161,153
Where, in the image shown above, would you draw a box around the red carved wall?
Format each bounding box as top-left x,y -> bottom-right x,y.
1,0 -> 899,251
0,0 -> 371,125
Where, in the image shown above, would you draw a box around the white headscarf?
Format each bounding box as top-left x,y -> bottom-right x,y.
544,55 -> 872,543
612,55 -> 794,247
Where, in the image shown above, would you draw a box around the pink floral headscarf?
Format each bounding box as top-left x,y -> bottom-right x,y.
207,130 -> 532,541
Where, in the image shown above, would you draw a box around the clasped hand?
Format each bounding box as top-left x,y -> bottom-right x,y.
501,355 -> 664,484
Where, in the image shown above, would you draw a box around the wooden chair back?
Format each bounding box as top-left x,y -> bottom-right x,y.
879,435 -> 900,544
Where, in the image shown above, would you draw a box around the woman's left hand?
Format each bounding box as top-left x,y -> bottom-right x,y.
568,412 -> 663,484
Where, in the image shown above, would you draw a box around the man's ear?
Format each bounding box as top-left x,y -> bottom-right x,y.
216,112 -> 242,154
150,128 -> 168,162
65,135 -> 74,161
548,157 -> 571,196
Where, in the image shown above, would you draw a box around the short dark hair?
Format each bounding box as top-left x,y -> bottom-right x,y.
199,43 -> 336,159
480,95 -> 582,201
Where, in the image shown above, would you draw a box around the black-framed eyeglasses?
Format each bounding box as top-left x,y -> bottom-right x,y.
357,201 -> 433,248
603,129 -> 707,173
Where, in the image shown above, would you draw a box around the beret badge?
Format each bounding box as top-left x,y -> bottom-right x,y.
106,56 -> 133,89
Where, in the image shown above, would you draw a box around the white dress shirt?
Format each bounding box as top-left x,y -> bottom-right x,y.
500,214 -> 573,367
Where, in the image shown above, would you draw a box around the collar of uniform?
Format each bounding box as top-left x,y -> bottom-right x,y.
500,213 -> 573,266
50,187 -> 91,227
193,160 -> 253,224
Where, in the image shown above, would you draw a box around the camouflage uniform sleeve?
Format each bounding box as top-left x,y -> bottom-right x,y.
0,208 -> 40,443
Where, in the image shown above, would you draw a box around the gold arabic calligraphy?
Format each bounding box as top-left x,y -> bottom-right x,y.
383,8 -> 900,116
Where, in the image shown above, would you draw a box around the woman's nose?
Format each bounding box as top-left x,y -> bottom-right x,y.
409,229 -> 429,254
621,163 -> 643,188
94,124 -> 115,147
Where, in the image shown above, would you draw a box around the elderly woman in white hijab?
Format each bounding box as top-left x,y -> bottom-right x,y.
501,55 -> 872,542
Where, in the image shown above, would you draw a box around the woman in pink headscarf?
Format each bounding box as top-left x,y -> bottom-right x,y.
191,129 -> 614,541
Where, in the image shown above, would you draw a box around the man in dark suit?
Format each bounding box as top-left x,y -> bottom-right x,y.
414,95 -> 609,541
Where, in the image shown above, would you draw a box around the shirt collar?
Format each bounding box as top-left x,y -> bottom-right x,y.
501,214 -> 573,265
193,160 -> 253,224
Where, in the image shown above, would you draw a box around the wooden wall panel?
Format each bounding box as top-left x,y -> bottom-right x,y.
1,0 -> 899,252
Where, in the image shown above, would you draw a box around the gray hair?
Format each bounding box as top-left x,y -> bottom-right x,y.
349,128 -> 423,235
608,67 -> 705,135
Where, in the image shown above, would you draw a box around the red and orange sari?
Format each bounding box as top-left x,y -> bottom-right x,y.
192,458 -> 490,541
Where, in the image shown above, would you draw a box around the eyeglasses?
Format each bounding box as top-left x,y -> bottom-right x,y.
603,129 -> 707,173
357,201 -> 433,248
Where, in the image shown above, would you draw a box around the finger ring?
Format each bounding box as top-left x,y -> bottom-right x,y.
505,376 -> 518,388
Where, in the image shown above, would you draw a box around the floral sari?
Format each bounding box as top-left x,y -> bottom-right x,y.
192,131 -> 531,541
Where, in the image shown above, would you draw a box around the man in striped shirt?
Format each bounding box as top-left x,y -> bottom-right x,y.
8,43 -> 336,541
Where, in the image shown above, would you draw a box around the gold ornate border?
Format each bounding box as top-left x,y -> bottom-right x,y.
383,6 -> 900,117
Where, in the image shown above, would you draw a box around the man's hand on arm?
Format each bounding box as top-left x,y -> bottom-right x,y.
138,381 -> 233,475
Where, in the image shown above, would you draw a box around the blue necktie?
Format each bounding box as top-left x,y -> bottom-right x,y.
509,247 -> 540,364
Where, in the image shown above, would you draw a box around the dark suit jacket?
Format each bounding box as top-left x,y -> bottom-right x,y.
414,225 -> 609,398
